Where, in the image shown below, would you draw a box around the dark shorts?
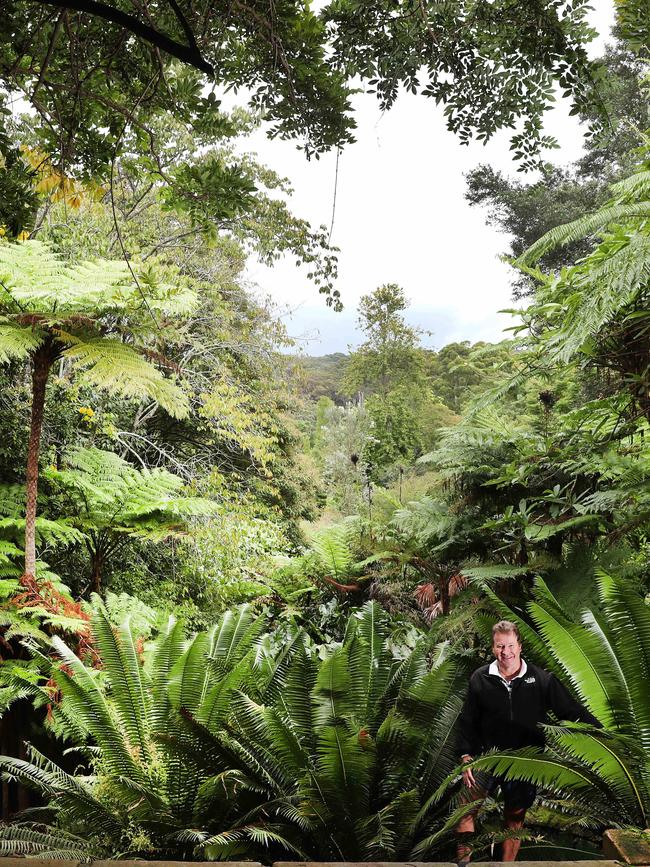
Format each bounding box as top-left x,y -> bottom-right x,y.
474,769 -> 537,810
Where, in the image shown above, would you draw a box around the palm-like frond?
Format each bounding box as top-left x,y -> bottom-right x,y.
90,605 -> 152,761
313,646 -> 353,727
168,631 -> 211,714
148,615 -> 186,729
0,603 -> 466,861
49,635 -> 144,782
546,727 -> 649,823
0,516 -> 86,548
609,169 -> 650,201
346,601 -> 393,730
0,823 -> 98,858
310,523 -> 356,580
63,337 -> 188,418
516,201 -> 650,266
596,571 -> 650,752
528,599 -> 619,728
0,321 -> 45,363
315,724 -> 372,819
210,604 -> 264,673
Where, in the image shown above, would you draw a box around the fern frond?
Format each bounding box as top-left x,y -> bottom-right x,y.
0,240 -> 196,317
91,606 -> 152,761
0,822 -> 97,858
311,524 -> 355,580
517,201 -> 650,265
0,321 -> 45,363
528,594 -> 619,727
346,601 -> 392,730
63,337 -> 188,418
210,605 -> 264,672
609,169 -> 650,202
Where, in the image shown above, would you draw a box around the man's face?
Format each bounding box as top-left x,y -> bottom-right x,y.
492,631 -> 522,669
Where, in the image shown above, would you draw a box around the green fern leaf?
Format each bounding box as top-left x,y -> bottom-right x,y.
63,337 -> 189,418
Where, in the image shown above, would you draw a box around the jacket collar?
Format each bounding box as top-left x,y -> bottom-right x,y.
489,658 -> 528,682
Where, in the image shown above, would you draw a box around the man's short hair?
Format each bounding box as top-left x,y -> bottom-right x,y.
492,620 -> 521,641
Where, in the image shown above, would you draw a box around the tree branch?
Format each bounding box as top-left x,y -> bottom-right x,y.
32,0 -> 215,76
166,0 -> 199,54
33,10 -> 65,98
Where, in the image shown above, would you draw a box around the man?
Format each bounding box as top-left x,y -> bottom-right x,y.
456,620 -> 600,863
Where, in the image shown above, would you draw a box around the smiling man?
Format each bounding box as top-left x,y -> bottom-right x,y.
455,620 -> 600,863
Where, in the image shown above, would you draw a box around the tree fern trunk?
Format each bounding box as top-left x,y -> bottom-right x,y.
23,343 -> 54,579
90,550 -> 103,595
440,579 -> 450,616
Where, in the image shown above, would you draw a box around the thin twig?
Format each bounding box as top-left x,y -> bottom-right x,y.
328,147 -> 340,245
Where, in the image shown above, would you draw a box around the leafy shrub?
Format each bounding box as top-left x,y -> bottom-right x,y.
0,602 -> 464,861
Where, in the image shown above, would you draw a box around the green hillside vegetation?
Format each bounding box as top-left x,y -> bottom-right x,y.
0,1 -> 648,859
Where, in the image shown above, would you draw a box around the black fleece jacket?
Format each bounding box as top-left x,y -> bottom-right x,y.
457,662 -> 601,759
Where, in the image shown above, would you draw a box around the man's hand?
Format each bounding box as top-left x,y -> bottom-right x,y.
461,754 -> 475,789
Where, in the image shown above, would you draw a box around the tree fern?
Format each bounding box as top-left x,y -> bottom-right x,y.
510,156 -> 650,423
44,447 -> 218,591
516,200 -> 650,266
0,240 -> 196,576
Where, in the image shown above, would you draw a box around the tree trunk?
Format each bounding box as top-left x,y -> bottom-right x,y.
90,552 -> 103,595
23,342 -> 55,579
440,579 -> 450,616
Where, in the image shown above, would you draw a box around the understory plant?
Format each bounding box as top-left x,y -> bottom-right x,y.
0,601 -> 464,860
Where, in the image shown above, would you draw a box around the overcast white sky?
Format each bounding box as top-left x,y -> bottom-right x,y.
235,1 -> 616,355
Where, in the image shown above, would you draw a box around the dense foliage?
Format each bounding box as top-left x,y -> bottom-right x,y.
0,603 -> 465,860
0,1 -> 648,860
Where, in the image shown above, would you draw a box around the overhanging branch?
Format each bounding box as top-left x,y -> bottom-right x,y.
31,0 -> 215,76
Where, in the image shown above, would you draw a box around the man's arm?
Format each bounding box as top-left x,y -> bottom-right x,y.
457,675 -> 482,787
458,675 -> 482,756
545,672 -> 602,727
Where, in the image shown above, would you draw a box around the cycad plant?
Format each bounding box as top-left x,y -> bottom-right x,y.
192,602 -> 463,860
457,572 -> 650,830
0,603 -> 265,858
0,602 -> 464,860
0,240 -> 196,578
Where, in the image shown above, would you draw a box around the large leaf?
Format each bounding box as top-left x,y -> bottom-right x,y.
597,571 -> 650,752
346,602 -> 392,730
50,635 -> 144,781
64,337 -> 189,418
516,201 -> 650,265
91,605 -> 152,761
0,321 -> 45,363
527,598 -> 619,727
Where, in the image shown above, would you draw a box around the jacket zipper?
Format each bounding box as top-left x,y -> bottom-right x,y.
492,673 -> 517,721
